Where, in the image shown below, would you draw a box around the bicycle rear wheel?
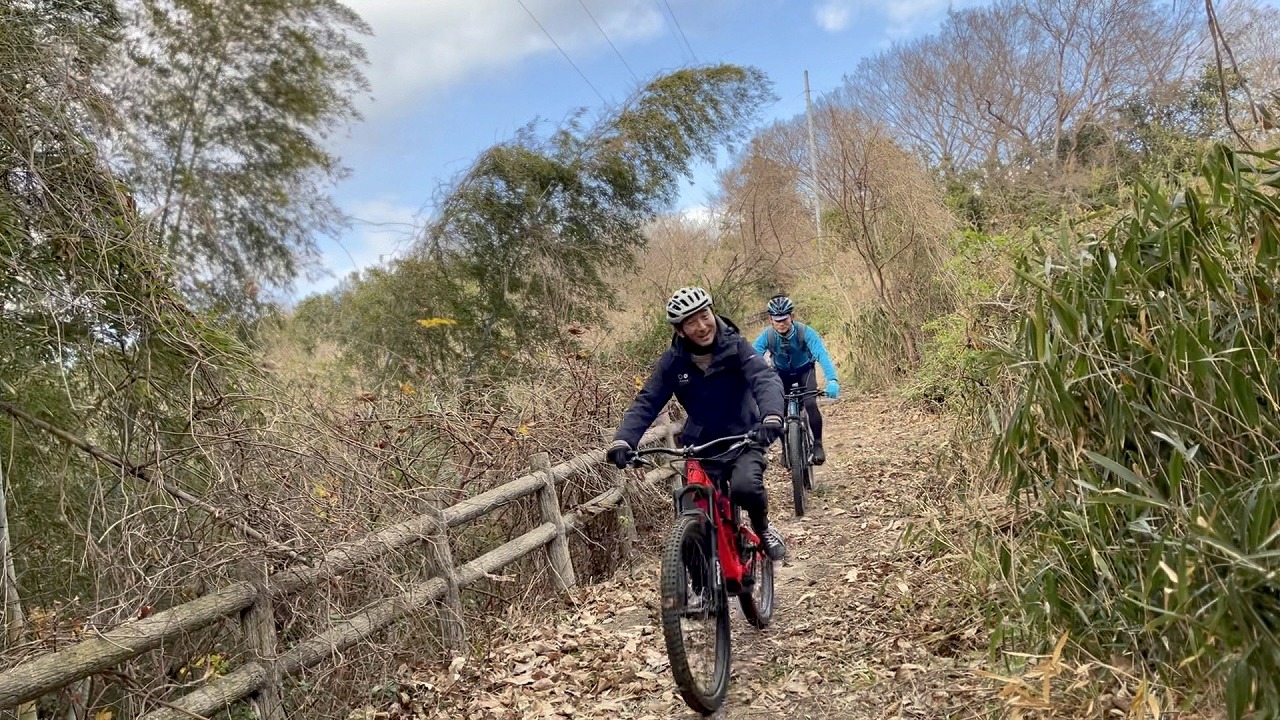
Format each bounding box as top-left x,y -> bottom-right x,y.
660,514 -> 730,715
804,422 -> 817,491
738,545 -> 774,628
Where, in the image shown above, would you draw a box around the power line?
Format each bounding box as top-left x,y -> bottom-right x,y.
576,0 -> 640,84
660,0 -> 698,63
649,0 -> 690,63
514,0 -> 607,103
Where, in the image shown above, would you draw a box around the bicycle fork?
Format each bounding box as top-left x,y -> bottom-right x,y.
673,484 -> 725,600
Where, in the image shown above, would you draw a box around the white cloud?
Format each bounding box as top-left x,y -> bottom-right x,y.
343,0 -> 667,119
881,0 -> 977,39
814,0 -> 984,37
680,204 -> 714,226
341,197 -> 421,266
814,1 -> 853,32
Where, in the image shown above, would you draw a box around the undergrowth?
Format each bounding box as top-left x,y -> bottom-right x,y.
983,144 -> 1280,718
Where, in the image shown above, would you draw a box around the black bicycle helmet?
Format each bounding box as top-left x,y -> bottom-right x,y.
767,294 -> 794,317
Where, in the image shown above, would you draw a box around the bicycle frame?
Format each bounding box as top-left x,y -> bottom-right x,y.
632,435 -> 761,593
672,460 -> 760,590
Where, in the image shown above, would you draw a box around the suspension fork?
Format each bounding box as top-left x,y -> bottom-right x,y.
672,483 -> 728,595
782,397 -> 802,468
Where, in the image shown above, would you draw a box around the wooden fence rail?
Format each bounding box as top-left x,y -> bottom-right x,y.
0,416 -> 686,716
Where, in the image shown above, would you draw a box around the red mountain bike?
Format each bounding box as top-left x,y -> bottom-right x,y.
629,434 -> 776,716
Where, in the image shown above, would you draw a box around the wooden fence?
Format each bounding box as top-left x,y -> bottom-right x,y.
0,416 -> 686,718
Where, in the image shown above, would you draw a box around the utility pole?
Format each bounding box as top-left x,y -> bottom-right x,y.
804,70 -> 823,245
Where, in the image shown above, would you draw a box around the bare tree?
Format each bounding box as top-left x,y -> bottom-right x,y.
1215,0 -> 1280,138
811,107 -> 954,364
714,125 -> 815,289
1223,0 -> 1280,96
844,0 -> 1205,172
1021,0 -> 1201,166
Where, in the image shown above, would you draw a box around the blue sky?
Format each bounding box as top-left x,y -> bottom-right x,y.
290,0 -> 981,300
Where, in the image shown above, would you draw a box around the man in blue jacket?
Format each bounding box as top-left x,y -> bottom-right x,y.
753,294 -> 839,465
607,286 -> 788,561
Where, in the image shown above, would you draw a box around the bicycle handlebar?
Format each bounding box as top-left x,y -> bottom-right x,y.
630,433 -> 754,466
784,388 -> 826,400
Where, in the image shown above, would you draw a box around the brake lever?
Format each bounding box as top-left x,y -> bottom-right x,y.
627,454 -> 655,469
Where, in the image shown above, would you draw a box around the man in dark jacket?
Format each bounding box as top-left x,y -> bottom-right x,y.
607,286 -> 788,560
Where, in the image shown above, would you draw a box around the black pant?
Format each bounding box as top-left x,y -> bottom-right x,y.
700,447 -> 769,535
778,366 -> 823,444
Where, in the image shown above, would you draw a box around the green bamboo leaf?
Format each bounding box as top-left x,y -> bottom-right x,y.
1227,660 -> 1250,720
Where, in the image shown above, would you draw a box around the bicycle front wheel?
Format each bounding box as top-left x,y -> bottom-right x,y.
660,514 -> 730,715
788,422 -> 808,517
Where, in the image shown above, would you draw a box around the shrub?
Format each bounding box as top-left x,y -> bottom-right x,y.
840,303 -> 906,393
988,144 -> 1280,717
906,229 -> 1030,409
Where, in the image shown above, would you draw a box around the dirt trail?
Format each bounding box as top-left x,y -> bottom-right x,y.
376,396 -> 1000,719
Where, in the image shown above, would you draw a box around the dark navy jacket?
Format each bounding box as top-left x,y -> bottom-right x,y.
613,316 -> 785,448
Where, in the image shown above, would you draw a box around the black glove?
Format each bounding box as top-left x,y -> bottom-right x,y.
750,415 -> 783,447
607,440 -> 635,469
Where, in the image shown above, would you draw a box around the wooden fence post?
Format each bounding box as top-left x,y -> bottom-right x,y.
241,588 -> 283,720
660,410 -> 676,448
599,430 -> 638,561
425,501 -> 466,656
531,452 -> 576,591
660,413 -> 682,493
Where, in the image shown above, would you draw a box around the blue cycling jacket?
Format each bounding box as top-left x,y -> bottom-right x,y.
753,323 -> 838,383
613,316 -> 784,449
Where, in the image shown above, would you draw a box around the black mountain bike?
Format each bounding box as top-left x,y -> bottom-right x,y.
627,435 -> 775,716
781,384 -> 823,517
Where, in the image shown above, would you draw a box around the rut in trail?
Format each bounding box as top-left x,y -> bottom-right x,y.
387,396 -> 1000,719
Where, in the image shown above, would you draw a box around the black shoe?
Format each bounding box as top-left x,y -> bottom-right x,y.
761,525 -> 787,561
812,443 -> 826,466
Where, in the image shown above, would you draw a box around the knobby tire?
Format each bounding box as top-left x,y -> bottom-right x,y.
788,421 -> 808,517
659,514 -> 730,715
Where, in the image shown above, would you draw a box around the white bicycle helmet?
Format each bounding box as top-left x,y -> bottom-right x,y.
666,286 -> 713,325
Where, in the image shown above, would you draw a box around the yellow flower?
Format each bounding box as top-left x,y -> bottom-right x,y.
416,317 -> 457,329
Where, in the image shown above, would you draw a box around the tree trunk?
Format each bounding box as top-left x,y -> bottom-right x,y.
0,450 -> 38,720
